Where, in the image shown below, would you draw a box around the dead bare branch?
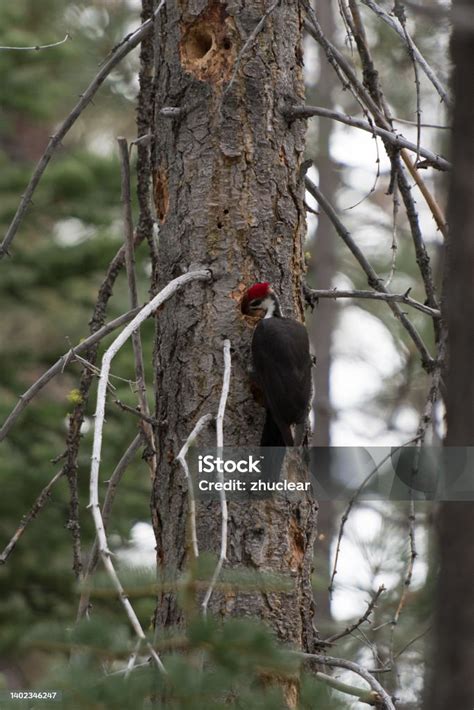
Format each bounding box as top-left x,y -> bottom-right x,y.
0,467 -> 65,564
324,585 -> 386,644
303,286 -> 441,319
304,3 -> 448,238
118,136 -> 157,476
0,34 -> 71,51
305,177 -> 435,370
329,441 -> 417,597
114,399 -> 159,427
360,0 -> 451,106
88,269 -> 211,661
286,106 -> 450,172
0,307 -> 141,443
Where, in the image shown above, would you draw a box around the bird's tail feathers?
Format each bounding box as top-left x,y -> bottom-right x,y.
261,410 -> 294,447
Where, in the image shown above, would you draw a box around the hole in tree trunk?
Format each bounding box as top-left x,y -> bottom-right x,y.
184,28 -> 213,60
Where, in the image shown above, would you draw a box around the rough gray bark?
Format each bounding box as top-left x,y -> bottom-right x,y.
148,0 -> 318,655
425,2 -> 474,707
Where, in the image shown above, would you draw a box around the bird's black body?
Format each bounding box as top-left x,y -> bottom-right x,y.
251,317 -> 312,446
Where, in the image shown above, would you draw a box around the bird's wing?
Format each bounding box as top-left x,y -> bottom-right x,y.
252,318 -> 312,429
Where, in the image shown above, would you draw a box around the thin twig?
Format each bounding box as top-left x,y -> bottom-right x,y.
118,136 -> 157,475
88,270 -> 211,663
392,116 -> 451,130
401,149 -> 448,238
202,340 -> 231,615
286,105 -> 450,172
303,6 -> 380,128
0,468 -> 65,564
329,441 -> 417,596
387,331 -> 446,665
416,331 -> 447,444
385,183 -> 400,288
176,414 -> 213,559
303,286 -> 440,319
303,4 -> 391,127
0,34 -> 71,51
114,399 -> 159,427
305,178 -> 435,370
345,0 -> 442,319
360,0 -> 451,106
396,160 -> 441,317
0,3 -> 165,259
324,585 -> 386,644
389,501 -> 417,664
394,625 -> 431,660
303,5 -> 448,236
0,306 -> 141,443
390,1 -> 422,164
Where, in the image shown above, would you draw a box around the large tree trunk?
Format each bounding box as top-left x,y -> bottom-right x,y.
307,0 -> 338,451
148,0 -> 318,652
425,2 -> 474,707
306,0 -> 338,629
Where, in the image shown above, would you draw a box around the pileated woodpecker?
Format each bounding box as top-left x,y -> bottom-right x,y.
241,282 -> 312,446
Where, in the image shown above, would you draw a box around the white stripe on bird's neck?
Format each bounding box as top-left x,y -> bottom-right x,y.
262,295 -> 278,318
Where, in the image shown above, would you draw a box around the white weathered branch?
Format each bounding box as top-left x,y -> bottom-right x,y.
77,434 -> 143,621
315,670 -> 382,705
88,268 -> 211,670
202,339 -> 231,615
177,413 -> 213,559
0,34 -> 70,51
295,651 -> 396,710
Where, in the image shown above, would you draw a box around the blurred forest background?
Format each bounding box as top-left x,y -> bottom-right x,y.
0,0 -> 454,708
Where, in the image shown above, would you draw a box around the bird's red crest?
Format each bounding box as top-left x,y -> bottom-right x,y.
245,282 -> 271,301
